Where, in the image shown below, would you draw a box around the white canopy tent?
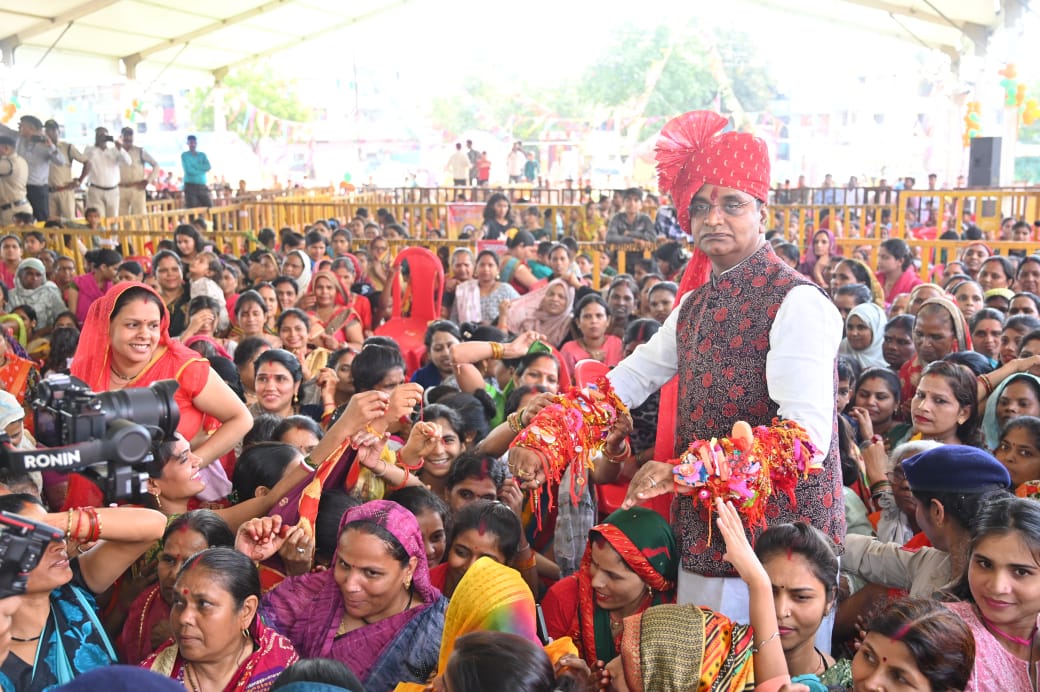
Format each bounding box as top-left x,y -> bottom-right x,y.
0,0 -> 1019,84
0,0 -> 410,84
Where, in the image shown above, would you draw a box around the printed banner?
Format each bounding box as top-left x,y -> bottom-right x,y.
447,203 -> 485,238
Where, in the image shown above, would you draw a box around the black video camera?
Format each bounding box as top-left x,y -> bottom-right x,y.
0,375 -> 180,503
0,512 -> 64,598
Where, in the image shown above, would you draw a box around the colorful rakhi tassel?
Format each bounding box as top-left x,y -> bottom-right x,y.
671,419 -> 822,537
509,377 -> 628,527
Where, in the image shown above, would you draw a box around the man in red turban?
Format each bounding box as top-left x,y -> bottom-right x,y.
615,110 -> 843,624
513,111 -> 844,635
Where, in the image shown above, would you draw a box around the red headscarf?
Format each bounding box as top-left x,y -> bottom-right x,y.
340,253 -> 364,282
308,270 -> 353,307
71,282 -> 207,393
650,111 -> 772,473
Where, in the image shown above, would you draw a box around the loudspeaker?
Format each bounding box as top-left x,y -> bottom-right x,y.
968,137 -> 1001,187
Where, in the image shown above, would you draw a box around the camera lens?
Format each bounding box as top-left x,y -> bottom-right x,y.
94,379 -> 180,440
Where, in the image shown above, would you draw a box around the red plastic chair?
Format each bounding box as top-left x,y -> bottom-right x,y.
374,247 -> 445,375
124,255 -> 152,275
573,359 -> 609,387
572,359 -> 629,518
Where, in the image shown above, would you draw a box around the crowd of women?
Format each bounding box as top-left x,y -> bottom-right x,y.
0,199 -> 1038,691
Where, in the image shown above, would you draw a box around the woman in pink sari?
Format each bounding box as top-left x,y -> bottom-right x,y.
944,496 -> 1040,689
797,229 -> 837,287
261,500 -> 447,691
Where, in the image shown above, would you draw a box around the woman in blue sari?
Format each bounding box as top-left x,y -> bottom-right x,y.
0,494 -> 166,691
261,500 -> 447,691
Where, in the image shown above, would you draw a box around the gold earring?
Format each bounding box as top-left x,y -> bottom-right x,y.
151,490 -> 162,510
242,628 -> 249,639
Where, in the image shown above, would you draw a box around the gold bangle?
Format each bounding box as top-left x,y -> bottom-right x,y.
490,341 -> 504,360
507,411 -> 524,433
605,438 -> 631,464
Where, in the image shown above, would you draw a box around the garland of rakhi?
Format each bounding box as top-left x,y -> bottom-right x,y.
509,377 -> 627,527
671,419 -> 821,536
1017,480 -> 1040,502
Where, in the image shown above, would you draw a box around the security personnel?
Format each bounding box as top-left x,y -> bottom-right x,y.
0,136 -> 33,226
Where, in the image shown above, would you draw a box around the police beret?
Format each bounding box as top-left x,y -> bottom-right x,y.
902,445 -> 1010,493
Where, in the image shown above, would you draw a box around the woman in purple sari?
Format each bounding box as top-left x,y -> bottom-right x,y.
261,500 -> 447,691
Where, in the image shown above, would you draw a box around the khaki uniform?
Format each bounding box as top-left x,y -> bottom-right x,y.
842,532 -> 952,598
0,152 -> 32,226
48,140 -> 87,220
118,145 -> 158,216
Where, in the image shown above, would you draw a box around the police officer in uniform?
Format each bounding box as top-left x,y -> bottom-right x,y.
0,136 -> 33,226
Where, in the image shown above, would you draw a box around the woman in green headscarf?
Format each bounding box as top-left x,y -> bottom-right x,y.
541,507 -> 677,667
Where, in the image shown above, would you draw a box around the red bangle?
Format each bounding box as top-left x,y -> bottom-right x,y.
386,469 -> 410,492
73,509 -> 85,542
395,449 -> 425,472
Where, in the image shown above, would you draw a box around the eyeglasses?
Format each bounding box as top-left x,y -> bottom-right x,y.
689,199 -> 755,219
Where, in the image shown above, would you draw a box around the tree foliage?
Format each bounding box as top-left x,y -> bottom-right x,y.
428,23 -> 775,140
185,63 -> 312,152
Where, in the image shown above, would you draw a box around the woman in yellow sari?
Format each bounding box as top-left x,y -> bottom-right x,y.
0,314 -> 40,412
395,556 -> 580,691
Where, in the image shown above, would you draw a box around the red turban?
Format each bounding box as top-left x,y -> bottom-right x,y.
655,110 -> 771,234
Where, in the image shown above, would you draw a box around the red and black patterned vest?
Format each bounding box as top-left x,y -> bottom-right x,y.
673,243 -> 844,577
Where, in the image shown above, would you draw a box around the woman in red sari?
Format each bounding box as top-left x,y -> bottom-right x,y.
541,507 -> 677,668
0,326 -> 39,411
142,547 -> 298,691
305,271 -> 364,351
875,238 -> 923,306
118,510 -> 235,665
896,296 -> 971,419
70,282 -> 251,468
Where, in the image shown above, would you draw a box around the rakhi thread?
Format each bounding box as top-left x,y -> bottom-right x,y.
671,419 -> 822,540
509,377 -> 628,528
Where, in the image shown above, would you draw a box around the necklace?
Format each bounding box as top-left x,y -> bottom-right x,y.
980,611 -> 1038,647
813,646 -> 829,674
110,366 -> 135,382
579,337 -> 606,360
11,632 -> 42,643
184,661 -> 203,692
